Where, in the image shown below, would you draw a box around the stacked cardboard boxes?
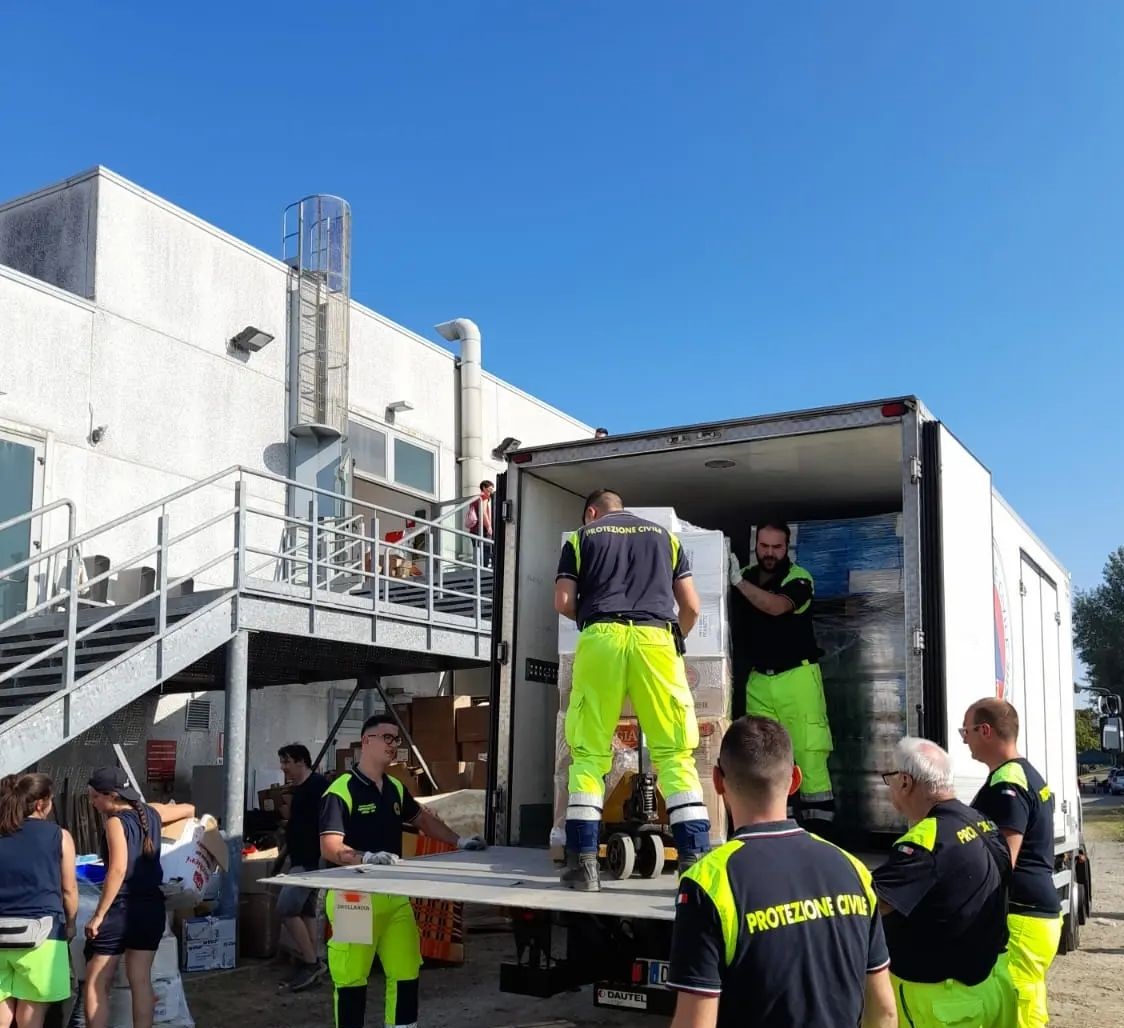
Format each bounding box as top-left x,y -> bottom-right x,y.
390,697 -> 491,795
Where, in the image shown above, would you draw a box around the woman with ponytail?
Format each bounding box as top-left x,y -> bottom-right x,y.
82,768 -> 187,1028
0,772 -> 78,1028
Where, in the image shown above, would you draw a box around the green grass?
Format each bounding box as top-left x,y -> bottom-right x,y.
1084,804 -> 1124,842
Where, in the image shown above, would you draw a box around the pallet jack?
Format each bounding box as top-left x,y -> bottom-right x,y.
600,727 -> 676,880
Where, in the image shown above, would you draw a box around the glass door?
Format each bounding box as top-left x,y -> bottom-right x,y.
0,432 -> 43,622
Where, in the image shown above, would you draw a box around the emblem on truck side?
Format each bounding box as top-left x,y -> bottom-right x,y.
992,541 -> 1012,700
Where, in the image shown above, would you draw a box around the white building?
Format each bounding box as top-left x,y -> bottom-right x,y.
0,166 -> 589,801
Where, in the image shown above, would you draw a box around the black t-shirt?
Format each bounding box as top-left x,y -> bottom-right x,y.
971,758 -> 1060,917
555,511 -> 691,629
740,560 -> 821,671
319,767 -> 421,863
872,799 -> 1010,986
668,821 -> 889,1028
286,772 -> 329,869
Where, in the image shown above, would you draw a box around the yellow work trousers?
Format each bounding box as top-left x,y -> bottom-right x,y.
566,621 -> 704,815
747,662 -> 833,798
892,954 -> 1016,1028
325,889 -> 422,1028
1007,912 -> 1063,1027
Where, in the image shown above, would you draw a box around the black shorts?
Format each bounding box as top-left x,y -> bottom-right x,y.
85,896 -> 165,957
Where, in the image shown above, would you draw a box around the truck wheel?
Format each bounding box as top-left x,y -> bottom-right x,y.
606,833 -> 636,880
636,834 -> 665,879
1078,882 -> 1089,926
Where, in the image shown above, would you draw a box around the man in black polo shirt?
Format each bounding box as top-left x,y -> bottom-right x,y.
873,737 -> 1015,1027
963,698 -> 1063,1028
667,716 -> 896,1028
554,489 -> 708,891
276,743 -> 329,991
319,714 -> 486,1028
729,521 -> 834,829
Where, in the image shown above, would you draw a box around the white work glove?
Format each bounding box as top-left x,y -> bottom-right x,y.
729,552 -> 744,587
457,834 -> 487,851
361,850 -> 400,866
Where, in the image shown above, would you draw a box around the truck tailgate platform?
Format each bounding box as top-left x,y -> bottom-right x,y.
262,846 -> 678,921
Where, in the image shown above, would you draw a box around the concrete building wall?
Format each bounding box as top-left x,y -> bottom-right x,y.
0,172 -> 97,299
1,165 -> 590,790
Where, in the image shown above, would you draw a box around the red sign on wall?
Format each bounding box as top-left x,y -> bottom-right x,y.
146,740 -> 177,783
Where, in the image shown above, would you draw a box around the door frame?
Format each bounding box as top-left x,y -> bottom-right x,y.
0,420 -> 48,614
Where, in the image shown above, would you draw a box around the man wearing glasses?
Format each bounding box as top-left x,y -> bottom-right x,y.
871,738 -> 1015,1028
962,698 -> 1062,1028
319,714 -> 486,1028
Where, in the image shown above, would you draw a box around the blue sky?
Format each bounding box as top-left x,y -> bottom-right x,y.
2,3 -> 1121,589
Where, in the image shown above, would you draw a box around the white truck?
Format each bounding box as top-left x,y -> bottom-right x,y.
271,396 -> 1092,1015
483,396 -> 1091,1012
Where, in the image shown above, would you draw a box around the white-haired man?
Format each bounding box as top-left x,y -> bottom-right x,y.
872,737 -> 1016,1028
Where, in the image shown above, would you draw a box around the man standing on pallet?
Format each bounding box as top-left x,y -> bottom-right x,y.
319,713 -> 486,1028
729,521 -> 834,830
554,489 -> 710,892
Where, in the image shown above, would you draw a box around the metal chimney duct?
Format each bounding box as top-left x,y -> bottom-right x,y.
435,318 -> 484,498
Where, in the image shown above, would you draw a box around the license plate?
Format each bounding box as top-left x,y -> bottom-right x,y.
648,960 -> 669,986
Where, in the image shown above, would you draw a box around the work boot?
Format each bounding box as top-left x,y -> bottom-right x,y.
560,852 -> 601,892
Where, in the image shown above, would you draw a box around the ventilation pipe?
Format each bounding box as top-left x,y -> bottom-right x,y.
435,318 -> 484,499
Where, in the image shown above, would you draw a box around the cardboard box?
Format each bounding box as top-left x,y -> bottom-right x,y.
429,761 -> 473,792
684,657 -> 733,718
388,763 -> 422,796
458,743 -> 488,763
411,732 -> 460,766
469,760 -> 487,789
455,703 -> 491,743
258,785 -> 292,814
239,892 -> 281,959
334,747 -> 352,774
411,695 -> 471,735
182,915 -> 236,971
239,847 -> 280,895
401,834 -> 465,964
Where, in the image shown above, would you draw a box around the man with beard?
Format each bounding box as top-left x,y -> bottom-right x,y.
729,521 -> 833,830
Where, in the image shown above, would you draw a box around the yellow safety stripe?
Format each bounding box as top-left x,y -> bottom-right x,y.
808,834 -> 880,922
568,531 -> 582,575
895,816 -> 938,852
781,563 -> 815,615
670,533 -> 682,572
325,773 -> 354,813
989,761 -> 1030,792
387,775 -> 404,801
682,841 -> 744,967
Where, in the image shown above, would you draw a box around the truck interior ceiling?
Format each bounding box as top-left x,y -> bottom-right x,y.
523,423 -> 905,546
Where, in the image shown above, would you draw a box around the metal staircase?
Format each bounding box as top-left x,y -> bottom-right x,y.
0,467 -> 493,774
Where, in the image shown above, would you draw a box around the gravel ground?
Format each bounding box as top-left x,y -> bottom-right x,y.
184,830 -> 1124,1027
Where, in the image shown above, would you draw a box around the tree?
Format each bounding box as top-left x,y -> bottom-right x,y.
1075,708 -> 1100,754
1073,546 -> 1124,694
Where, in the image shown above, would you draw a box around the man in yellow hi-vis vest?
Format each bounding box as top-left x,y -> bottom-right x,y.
729,521 -> 834,829
554,489 -> 710,893
318,714 -> 486,1028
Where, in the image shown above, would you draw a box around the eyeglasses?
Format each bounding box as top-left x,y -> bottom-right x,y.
957,724 -> 983,740
364,732 -> 401,746
880,770 -> 911,786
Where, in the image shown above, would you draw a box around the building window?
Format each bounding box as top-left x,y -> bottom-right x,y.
348,419 -> 387,479
393,438 -> 436,495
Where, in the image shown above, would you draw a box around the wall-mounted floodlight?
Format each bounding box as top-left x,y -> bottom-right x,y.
386,400 -> 414,424
230,326 -> 275,353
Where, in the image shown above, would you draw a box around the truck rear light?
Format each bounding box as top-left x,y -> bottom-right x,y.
511,452 -> 533,464
881,402 -> 908,418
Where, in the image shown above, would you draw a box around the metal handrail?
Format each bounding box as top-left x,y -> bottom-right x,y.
0,463 -> 492,753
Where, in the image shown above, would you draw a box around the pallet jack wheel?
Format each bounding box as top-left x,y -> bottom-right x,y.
636,833 -> 665,879
606,832 -> 637,880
